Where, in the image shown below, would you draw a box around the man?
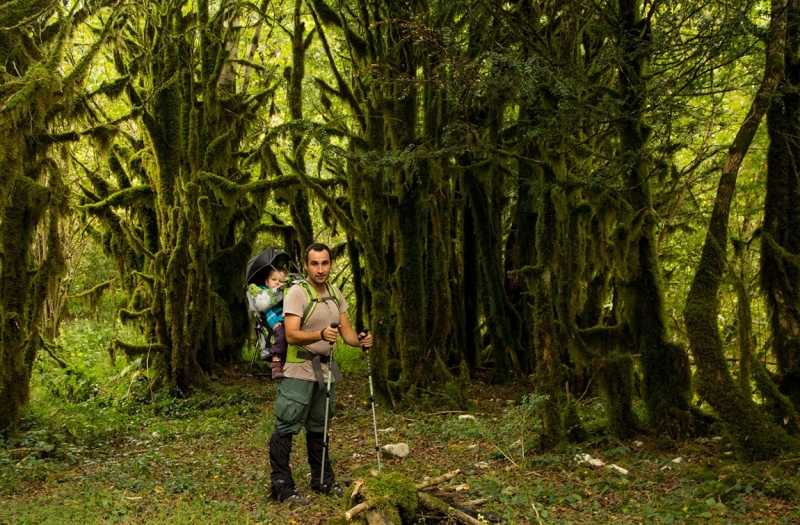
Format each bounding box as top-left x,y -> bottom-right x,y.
269,242 -> 373,505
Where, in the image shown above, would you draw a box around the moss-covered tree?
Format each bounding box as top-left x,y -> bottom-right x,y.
79,0 -> 288,392
0,0 -> 122,433
615,0 -> 693,435
304,0 -> 468,404
684,0 -> 800,459
762,0 -> 800,411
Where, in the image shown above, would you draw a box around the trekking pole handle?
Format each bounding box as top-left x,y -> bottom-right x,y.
358,328 -> 370,351
322,322 -> 339,343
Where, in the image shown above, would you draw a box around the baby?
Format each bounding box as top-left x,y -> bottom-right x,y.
263,266 -> 288,379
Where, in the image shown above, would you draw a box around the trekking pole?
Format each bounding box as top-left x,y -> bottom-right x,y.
320,322 -> 339,492
360,329 -> 381,472
249,320 -> 266,375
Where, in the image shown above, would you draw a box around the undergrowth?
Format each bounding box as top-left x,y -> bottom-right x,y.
1,319 -> 800,524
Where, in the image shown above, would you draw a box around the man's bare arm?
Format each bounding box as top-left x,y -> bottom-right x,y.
284,314 -> 325,345
338,313 -> 373,347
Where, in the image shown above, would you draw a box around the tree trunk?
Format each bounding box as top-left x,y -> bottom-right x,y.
762,0 -> 800,409
462,197 -> 480,371
288,0 -> 314,256
684,0 -> 799,459
464,170 -> 519,383
0,185 -> 41,433
616,0 -> 692,434
511,106 -> 540,376
527,182 -> 565,448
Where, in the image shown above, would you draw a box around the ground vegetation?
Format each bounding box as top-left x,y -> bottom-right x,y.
1,0 -> 799,469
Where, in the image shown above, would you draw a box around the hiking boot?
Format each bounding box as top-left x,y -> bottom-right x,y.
271,360 -> 284,379
329,481 -> 345,497
282,492 -> 310,506
315,481 -> 344,497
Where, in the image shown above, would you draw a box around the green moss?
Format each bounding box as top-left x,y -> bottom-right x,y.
82,186 -> 154,212
346,28 -> 368,59
111,339 -> 167,359
0,0 -> 53,28
601,356 -> 640,439
366,471 -> 418,519
109,150 -> 131,189
564,401 -> 588,443
72,280 -> 113,314
584,417 -> 609,436
310,0 -> 341,27
203,133 -> 229,169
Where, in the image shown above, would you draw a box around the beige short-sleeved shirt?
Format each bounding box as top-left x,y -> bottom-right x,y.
283,280 -> 348,383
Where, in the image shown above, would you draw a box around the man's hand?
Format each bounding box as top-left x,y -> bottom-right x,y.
358,330 -> 373,349
320,323 -> 339,343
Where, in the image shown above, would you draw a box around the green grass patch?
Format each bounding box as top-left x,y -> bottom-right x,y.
3,319 -> 800,524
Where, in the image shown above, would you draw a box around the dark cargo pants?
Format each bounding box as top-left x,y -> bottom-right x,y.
269,377 -> 337,501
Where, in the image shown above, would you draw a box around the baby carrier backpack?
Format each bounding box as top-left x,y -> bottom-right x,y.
244,248 -> 294,374
243,248 -> 340,374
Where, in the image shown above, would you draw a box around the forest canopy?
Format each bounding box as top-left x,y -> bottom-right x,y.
2,0 -> 800,461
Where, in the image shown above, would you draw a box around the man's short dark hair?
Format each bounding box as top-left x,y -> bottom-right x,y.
305,242 -> 332,262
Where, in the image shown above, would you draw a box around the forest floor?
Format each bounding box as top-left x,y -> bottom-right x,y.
1,346 -> 800,524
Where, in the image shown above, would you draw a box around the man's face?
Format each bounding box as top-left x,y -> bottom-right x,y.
305,249 -> 331,285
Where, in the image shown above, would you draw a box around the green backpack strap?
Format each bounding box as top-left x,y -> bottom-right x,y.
297,280 -> 341,326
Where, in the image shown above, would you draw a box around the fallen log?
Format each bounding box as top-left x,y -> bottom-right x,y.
345,495 -> 390,521
365,507 -> 398,525
414,469 -> 461,490
338,469 -> 491,525
348,480 -> 364,507
437,483 -> 470,493
418,492 -> 484,525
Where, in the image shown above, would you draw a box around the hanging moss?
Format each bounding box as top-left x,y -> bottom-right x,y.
111,339 -> 167,360
83,124 -> 120,155
310,0 -> 342,27
203,133 -> 229,169
0,0 -> 54,29
70,279 -> 114,315
119,307 -> 153,324
345,28 -> 369,60
108,148 -> 131,189
82,186 -> 154,213
25,182 -> 67,370
92,75 -> 130,99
